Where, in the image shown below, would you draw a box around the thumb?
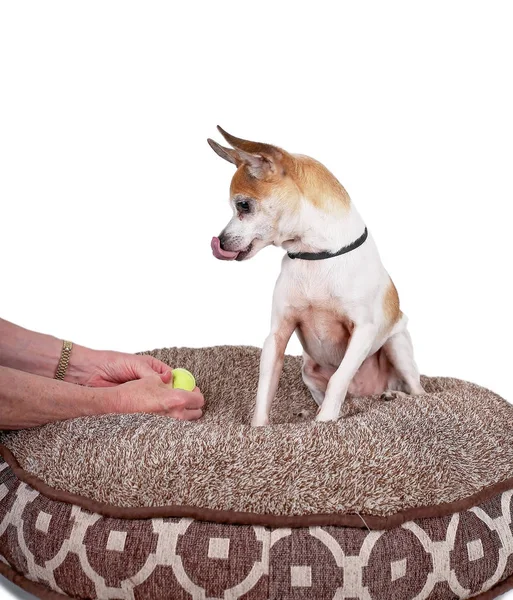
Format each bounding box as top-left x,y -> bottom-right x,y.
130,360 -> 169,381
159,369 -> 173,385
146,357 -> 173,384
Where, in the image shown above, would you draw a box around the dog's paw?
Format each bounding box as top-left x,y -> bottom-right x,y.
381,390 -> 409,401
315,411 -> 339,423
251,415 -> 269,427
294,409 -> 314,419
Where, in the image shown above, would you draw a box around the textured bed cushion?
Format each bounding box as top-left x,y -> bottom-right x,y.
1,345 -> 513,599
1,459 -> 513,600
1,346 -> 512,523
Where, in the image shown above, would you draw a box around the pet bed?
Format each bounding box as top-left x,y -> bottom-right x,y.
1,345 -> 512,599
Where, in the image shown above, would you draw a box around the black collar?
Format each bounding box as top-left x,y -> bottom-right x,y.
287,227 -> 368,260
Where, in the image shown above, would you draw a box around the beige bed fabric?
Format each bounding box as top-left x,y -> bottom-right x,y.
1,345 -> 512,526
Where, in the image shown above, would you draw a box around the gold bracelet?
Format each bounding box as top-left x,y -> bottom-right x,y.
55,340 -> 73,381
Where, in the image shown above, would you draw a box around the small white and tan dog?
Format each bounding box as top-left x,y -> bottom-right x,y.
209,127 -> 424,426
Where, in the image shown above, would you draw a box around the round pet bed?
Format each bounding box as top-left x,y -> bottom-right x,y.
1,345 -> 512,599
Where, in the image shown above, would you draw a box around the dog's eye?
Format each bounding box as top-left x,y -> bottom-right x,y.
236,200 -> 251,213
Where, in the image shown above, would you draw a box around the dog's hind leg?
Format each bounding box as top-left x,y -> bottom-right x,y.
301,353 -> 330,407
382,327 -> 424,396
316,323 -> 378,422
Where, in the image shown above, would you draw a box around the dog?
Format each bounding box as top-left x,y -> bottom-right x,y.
208,127 -> 424,426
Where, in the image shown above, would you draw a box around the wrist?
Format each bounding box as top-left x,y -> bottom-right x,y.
64,380 -> 114,418
65,345 -> 105,386
99,384 -> 123,414
91,385 -> 119,415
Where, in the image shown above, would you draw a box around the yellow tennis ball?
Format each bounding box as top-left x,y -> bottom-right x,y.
172,368 -> 196,391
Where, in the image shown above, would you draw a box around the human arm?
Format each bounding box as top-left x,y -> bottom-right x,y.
0,318 -> 205,428
0,366 -> 111,429
0,366 -> 204,430
0,318 -> 171,386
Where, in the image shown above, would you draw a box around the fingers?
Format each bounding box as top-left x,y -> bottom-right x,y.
148,357 -> 171,375
133,357 -> 172,383
146,357 -> 172,383
115,374 -> 205,420
174,409 -> 203,421
132,361 -> 160,379
172,387 -> 205,410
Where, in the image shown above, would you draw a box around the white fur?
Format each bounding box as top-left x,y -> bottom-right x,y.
210,136 -> 423,425
249,198 -> 424,426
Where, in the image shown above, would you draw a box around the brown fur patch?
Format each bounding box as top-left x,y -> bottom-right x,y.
230,165 -> 300,211
295,306 -> 353,349
292,155 -> 351,214
383,279 -> 401,327
227,149 -> 350,218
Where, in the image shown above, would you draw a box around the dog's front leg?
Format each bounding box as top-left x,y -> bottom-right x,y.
252,319 -> 296,427
316,324 -> 377,422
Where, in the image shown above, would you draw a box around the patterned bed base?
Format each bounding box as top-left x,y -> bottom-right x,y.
1,459 -> 513,600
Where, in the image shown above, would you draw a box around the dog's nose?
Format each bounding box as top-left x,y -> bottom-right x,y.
218,233 -> 228,250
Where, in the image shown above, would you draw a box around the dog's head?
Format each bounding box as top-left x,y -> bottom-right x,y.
208,127 -> 301,261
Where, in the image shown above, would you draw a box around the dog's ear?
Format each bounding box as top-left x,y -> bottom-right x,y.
215,126 -> 285,180
207,139 -> 241,166
217,126 -> 278,156
207,137 -> 272,178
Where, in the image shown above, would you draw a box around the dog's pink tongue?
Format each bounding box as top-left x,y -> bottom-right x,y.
211,237 -> 239,261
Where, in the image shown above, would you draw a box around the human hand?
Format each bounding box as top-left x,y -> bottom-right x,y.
109,374 -> 205,420
67,347 -> 205,419
71,348 -> 173,388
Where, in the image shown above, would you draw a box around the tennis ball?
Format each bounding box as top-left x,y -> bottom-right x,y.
171,368 -> 196,391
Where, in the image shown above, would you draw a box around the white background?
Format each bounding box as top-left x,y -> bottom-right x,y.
1,2 -> 512,598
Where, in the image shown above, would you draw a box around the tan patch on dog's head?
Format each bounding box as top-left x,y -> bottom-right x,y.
229,164 -> 300,210
208,128 -> 350,215
291,156 -> 351,214
383,279 -> 401,327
